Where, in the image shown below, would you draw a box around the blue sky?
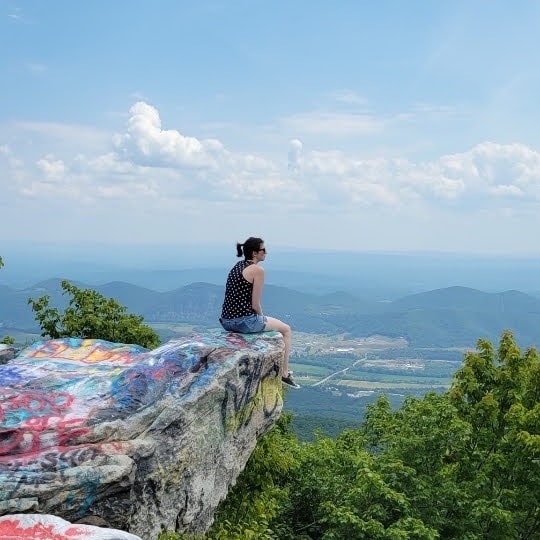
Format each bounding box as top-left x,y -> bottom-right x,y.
2,1 -> 540,255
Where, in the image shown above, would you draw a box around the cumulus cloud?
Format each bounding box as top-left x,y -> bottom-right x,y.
113,101 -> 225,169
36,155 -> 66,180
6,101 -> 540,218
106,101 -> 289,202
288,139 -> 303,173
438,142 -> 540,199
295,141 -> 540,207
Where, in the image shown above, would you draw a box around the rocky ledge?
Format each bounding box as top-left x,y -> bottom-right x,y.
0,331 -> 284,539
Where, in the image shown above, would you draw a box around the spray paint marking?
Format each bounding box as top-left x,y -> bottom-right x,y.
0,332 -> 283,515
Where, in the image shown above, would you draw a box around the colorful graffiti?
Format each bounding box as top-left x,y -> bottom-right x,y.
0,513 -> 142,539
0,331 -> 283,519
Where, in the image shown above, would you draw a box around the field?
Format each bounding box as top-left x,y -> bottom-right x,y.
289,331 -> 466,386
283,330 -> 469,439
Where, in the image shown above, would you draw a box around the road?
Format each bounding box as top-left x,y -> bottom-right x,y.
311,354 -> 367,387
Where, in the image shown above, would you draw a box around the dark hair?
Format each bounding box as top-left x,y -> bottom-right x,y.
236,237 -> 264,259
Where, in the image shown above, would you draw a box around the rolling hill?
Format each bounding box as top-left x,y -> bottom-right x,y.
2,280 -> 540,348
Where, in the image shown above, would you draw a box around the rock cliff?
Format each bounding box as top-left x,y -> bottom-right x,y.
0,331 -> 284,538
0,345 -> 16,365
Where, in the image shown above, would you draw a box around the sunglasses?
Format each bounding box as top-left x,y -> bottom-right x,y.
258,248 -> 267,253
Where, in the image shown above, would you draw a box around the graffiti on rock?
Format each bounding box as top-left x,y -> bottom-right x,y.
0,331 -> 283,517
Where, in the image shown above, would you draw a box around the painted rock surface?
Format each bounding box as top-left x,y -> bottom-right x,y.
0,331 -> 284,538
0,513 -> 142,539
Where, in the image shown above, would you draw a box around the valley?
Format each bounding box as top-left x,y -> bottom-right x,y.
0,275 -> 533,440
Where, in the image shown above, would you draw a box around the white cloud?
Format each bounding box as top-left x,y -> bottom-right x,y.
106,102 -> 290,203
329,90 -> 369,106
288,139 -> 303,173
5,101 -> 540,248
438,142 -> 540,199
113,101 -> 224,169
36,155 -> 66,180
281,111 -> 384,136
0,144 -> 24,173
489,184 -> 523,197
7,8 -> 25,23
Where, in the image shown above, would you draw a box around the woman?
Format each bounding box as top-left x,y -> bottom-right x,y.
219,237 -> 299,389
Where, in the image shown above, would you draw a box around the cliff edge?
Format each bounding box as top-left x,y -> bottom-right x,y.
0,331 -> 284,538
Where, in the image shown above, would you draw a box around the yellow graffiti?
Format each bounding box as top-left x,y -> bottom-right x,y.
27,340 -> 140,365
225,375 -> 282,433
150,448 -> 191,490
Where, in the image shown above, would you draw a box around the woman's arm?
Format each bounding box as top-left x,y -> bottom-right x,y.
251,266 -> 265,315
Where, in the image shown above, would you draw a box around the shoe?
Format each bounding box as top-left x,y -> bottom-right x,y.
282,373 -> 300,389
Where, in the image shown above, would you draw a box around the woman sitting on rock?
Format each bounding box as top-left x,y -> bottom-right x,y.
219,236 -> 299,388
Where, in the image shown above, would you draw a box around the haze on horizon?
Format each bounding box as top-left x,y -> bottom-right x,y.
3,242 -> 540,299
2,2 -> 540,255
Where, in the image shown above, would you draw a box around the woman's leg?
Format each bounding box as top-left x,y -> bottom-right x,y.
264,316 -> 292,375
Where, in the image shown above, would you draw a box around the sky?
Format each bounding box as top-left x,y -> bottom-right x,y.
2,1 -> 540,256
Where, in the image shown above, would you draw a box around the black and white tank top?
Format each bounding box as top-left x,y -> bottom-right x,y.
221,260 -> 256,319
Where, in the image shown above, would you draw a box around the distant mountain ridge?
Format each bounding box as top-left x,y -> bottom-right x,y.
391,285 -> 540,312
2,280 -> 540,348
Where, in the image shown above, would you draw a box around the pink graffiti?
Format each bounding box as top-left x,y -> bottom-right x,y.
0,390 -> 88,457
0,518 -> 87,539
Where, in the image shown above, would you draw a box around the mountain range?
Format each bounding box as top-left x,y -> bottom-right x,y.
2,279 -> 540,349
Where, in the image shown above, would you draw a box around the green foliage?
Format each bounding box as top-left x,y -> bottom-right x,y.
0,255 -> 3,269
362,393 -> 472,538
356,330 -> 540,539
149,331 -> 540,539
291,415 -> 360,442
207,413 -> 299,539
273,426 -> 439,539
446,330 -> 540,538
28,279 -> 160,348
158,532 -> 180,540
284,385 -> 405,423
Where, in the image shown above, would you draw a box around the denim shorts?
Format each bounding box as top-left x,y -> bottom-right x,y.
219,314 -> 267,333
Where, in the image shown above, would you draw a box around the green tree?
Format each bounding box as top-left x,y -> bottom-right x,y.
358,330 -> 540,539
447,331 -> 540,539
269,331 -> 539,539
28,279 -> 160,348
157,331 -> 539,540
276,425 -> 438,540
208,413 -> 299,539
362,393 -> 471,538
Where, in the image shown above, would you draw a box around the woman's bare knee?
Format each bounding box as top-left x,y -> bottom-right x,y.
264,316 -> 291,335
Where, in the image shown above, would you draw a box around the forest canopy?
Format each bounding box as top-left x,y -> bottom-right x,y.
200,330 -> 540,540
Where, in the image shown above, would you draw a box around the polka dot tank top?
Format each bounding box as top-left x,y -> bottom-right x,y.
221,260 -> 256,319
